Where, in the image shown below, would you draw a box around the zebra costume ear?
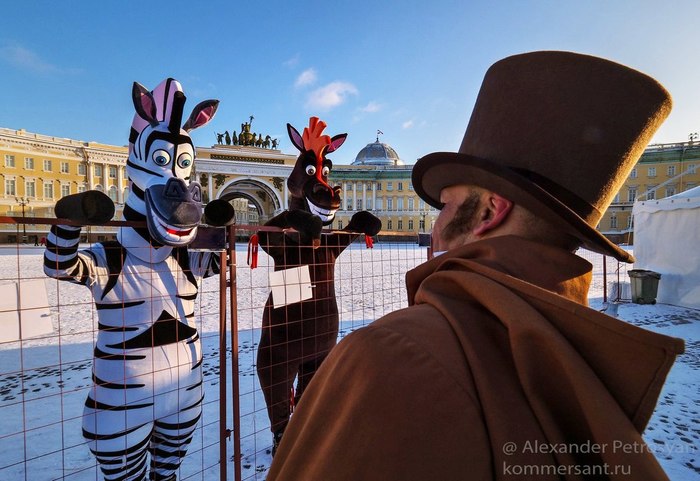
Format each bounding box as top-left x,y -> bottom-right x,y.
132,82 -> 159,127
183,100 -> 219,132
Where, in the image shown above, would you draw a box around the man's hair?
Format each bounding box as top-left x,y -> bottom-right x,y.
518,207 -> 581,252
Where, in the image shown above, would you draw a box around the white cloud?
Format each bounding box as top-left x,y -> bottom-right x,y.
360,101 -> 382,113
295,68 -> 317,88
0,43 -> 80,75
283,53 -> 300,67
306,81 -> 358,111
402,120 -> 414,129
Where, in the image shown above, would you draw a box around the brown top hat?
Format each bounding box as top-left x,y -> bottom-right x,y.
413,51 -> 672,262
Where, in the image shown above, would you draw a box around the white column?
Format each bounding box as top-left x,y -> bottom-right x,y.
88,161 -> 94,190
372,182 -> 377,211
353,182 -> 358,211
284,181 -> 289,209
117,166 -> 125,203
102,163 -> 108,191
362,182 -> 367,210
208,173 -> 214,201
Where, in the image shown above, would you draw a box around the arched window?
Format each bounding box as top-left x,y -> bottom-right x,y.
108,185 -> 118,201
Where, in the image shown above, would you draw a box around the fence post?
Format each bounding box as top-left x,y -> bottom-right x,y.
219,250 -> 228,481
228,225 -> 243,481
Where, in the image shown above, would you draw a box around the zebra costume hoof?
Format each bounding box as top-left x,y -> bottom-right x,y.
54,190 -> 115,224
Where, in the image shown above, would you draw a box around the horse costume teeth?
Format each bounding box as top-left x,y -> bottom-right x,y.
306,198 -> 337,222
44,78 -> 225,481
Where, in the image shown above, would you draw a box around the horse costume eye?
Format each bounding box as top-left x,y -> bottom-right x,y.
177,153 -> 193,169
305,165 -> 316,176
152,150 -> 171,166
322,166 -> 330,176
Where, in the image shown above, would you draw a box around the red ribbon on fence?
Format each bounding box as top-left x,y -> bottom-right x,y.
365,234 -> 374,249
248,234 -> 259,269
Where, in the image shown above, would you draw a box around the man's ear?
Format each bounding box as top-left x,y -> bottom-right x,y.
472,193 -> 513,236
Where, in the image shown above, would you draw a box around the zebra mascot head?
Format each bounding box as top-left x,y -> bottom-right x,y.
126,78 -> 218,247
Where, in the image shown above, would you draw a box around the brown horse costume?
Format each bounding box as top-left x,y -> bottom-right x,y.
256,117 -> 381,453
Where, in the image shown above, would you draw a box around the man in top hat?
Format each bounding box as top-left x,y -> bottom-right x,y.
266,51 -> 684,480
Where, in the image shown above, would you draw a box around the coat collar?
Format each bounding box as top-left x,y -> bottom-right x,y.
407,236 -> 592,306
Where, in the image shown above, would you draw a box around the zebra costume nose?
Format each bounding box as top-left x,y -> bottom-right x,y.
163,177 -> 201,203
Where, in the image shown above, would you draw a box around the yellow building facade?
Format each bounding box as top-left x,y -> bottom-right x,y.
6,126 -> 694,248
600,140 -> 700,244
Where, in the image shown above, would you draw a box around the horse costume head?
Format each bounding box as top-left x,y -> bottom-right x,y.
286,117 -> 347,225
128,78 -> 218,246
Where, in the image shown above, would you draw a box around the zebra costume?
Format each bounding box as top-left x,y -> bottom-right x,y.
44,78 -> 223,481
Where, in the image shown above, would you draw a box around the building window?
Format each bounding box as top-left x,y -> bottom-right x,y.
376,183 -> 382,191
95,184 -> 104,193
109,166 -> 117,178
5,155 -> 15,168
78,163 -> 86,175
612,193 -> 620,203
687,164 -> 697,174
61,184 -> 70,198
419,218 -> 425,231
397,197 -> 404,210
44,182 -> 54,199
630,168 -> 637,179
366,199 -> 373,210
408,198 -> 414,211
409,182 -> 414,191
408,219 -> 414,231
123,187 -> 130,199
397,182 -> 403,191
666,187 -> 676,197
667,165 -> 676,176
610,214 -> 617,229
366,183 -> 373,191
387,182 -> 393,191
346,199 -> 353,210
647,167 -> 656,177
5,179 -> 16,196
387,198 -> 393,210
397,220 -> 403,230
419,199 -> 425,210
376,199 -> 383,210
337,220 -> 343,230
356,199 -> 362,210
95,165 -> 103,177
25,180 -> 36,198
108,185 -> 118,201
25,157 -> 34,170
628,187 -> 637,202
387,219 -> 393,230
61,162 -> 70,174
78,184 -> 87,193
646,188 -> 655,200
43,159 -> 53,171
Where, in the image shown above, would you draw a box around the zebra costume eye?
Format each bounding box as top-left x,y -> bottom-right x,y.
177,153 -> 193,169
152,150 -> 171,166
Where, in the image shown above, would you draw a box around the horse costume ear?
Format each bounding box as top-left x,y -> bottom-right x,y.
132,82 -> 159,127
183,99 -> 219,132
287,123 -> 305,152
327,133 -> 347,153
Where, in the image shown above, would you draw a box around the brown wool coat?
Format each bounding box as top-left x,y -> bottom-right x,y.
267,236 -> 684,481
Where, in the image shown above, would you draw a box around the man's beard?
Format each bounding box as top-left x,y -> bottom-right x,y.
441,192 -> 482,244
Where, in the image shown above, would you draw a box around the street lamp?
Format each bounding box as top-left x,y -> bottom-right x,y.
15,196 -> 29,243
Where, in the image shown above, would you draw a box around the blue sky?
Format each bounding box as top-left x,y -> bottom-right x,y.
1,0 -> 699,164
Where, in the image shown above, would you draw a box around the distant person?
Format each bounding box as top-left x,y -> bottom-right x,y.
267,51 -> 685,480
39,236 -> 46,246
34,236 -> 39,246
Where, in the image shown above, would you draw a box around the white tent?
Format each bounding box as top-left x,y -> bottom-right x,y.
632,186 -> 700,309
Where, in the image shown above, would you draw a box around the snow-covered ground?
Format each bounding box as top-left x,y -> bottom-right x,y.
0,244 -> 697,480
